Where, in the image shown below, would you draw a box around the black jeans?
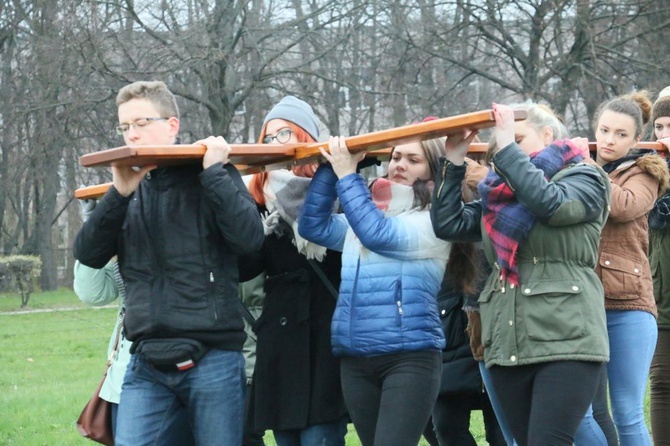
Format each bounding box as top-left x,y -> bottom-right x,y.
340,350 -> 441,446
591,365 -> 618,446
432,391 -> 506,446
244,382 -> 265,446
489,361 -> 603,446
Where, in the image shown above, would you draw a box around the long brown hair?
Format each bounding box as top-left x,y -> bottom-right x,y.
248,120 -> 317,206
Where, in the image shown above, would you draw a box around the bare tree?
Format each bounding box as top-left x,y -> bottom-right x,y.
402,0 -> 670,134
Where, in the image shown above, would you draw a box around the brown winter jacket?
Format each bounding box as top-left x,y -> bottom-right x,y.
595,151 -> 670,317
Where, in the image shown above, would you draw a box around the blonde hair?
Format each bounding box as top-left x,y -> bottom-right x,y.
486,101 -> 566,163
116,81 -> 180,119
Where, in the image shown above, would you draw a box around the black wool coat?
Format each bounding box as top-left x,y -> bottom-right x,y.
240,228 -> 348,431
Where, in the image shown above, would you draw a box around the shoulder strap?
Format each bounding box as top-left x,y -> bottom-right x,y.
238,300 -> 257,326
307,259 -> 338,301
237,300 -> 258,343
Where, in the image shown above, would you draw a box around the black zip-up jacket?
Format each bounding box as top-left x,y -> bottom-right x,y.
74,162 -> 264,350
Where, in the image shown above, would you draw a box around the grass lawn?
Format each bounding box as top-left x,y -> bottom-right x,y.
0,289 -> 651,445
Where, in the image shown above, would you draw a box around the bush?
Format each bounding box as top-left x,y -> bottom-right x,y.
0,255 -> 41,307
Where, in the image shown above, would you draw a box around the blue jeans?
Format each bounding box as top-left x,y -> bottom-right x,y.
111,401 -> 195,446
574,405 -> 608,446
272,415 -> 349,446
115,349 -> 245,446
479,362 -> 517,446
607,310 -> 656,446
575,364 -> 618,446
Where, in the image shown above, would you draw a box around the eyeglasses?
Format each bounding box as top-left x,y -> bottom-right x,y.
262,128 -> 293,144
116,117 -> 168,135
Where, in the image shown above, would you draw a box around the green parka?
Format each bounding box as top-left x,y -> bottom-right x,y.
431,143 -> 611,368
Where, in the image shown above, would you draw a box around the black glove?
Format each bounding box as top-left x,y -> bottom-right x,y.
356,156 -> 381,173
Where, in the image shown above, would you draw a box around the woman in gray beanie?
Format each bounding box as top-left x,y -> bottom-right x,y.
648,89 -> 670,446
240,96 -> 349,446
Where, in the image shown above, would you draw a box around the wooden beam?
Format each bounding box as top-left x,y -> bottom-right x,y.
79,109 -> 527,170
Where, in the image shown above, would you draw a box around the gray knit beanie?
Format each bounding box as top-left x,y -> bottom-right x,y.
652,95 -> 670,125
262,96 -> 320,141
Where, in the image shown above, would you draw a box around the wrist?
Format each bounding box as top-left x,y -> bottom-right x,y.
335,167 -> 357,179
444,154 -> 465,166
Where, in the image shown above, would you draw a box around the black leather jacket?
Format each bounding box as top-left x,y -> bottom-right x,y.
74,162 -> 264,350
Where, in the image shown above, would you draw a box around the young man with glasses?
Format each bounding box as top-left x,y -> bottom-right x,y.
74,80 -> 264,445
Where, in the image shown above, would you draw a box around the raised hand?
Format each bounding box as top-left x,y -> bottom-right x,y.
197,136 -> 232,169
570,137 -> 592,159
492,102 -> 516,154
112,165 -> 156,197
444,130 -> 479,166
78,191 -> 97,222
319,136 -> 366,179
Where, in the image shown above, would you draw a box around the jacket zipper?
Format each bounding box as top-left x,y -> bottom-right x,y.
436,161 -> 449,197
491,162 -> 515,192
148,176 -> 162,325
395,280 -> 403,326
350,258 -> 361,351
209,271 -> 218,320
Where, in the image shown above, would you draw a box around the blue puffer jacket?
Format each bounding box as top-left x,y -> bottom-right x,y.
298,164 -> 449,357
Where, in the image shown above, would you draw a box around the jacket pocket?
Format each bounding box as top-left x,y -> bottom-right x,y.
598,252 -> 642,300
520,279 -> 586,341
478,287 -> 495,348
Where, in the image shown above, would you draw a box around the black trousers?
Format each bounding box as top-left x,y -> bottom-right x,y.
591,364 -> 618,446
489,361 -> 603,446
340,350 -> 441,446
431,391 -> 506,446
243,382 -> 265,446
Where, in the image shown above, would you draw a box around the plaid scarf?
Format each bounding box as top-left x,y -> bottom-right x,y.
477,139 -> 583,286
263,170 -> 329,261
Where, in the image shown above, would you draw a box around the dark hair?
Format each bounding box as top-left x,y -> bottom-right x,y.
447,242 -> 482,295
592,91 -> 652,139
416,137 -> 446,208
446,162 -> 487,294
378,137 -> 445,210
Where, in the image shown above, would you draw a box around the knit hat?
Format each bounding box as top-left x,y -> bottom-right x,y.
652,95 -> 670,126
658,86 -> 670,99
262,96 -> 320,141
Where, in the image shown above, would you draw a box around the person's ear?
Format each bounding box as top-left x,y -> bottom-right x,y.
168,117 -> 180,137
542,126 -> 554,146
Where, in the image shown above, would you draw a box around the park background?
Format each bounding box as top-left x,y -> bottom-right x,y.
0,0 -> 668,290
0,0 -> 663,443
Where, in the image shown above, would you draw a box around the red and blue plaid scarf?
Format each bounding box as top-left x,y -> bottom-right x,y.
477,139 -> 584,286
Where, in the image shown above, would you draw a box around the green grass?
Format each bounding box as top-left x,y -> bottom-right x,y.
0,289 -> 651,445
0,306 -> 113,445
0,288 -> 91,312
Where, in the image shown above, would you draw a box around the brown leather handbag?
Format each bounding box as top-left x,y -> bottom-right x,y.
76,368 -> 114,445
76,319 -> 122,445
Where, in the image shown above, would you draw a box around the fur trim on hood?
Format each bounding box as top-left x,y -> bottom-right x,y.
636,152 -> 670,195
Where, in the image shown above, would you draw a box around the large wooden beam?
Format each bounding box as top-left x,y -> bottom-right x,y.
80,109 -> 527,170
74,140 -> 666,200
74,107 -> 666,200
